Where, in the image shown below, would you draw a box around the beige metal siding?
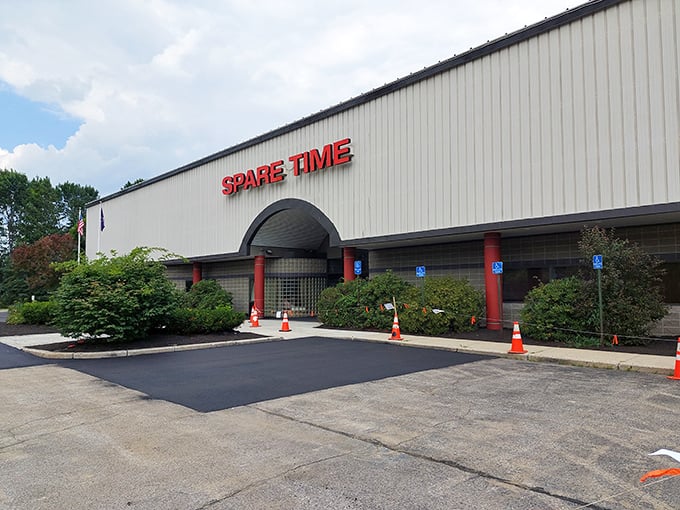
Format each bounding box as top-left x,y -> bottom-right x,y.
87,0 -> 679,259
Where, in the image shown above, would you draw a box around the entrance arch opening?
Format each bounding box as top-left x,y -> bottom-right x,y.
240,199 -> 362,318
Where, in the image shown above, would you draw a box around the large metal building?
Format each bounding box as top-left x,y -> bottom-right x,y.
86,0 -> 680,334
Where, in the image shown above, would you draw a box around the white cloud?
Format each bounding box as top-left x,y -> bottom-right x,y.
0,0 -> 584,195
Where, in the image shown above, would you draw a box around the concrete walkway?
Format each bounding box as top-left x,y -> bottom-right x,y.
1,319 -> 675,376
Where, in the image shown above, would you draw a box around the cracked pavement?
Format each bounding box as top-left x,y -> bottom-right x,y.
1,346 -> 680,509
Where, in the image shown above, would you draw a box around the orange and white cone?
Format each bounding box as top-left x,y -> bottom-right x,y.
389,311 -> 403,341
508,321 -> 527,354
668,337 -> 680,380
279,311 -> 291,332
250,307 -> 260,328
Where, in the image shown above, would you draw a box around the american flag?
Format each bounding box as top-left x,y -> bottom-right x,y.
77,210 -> 85,236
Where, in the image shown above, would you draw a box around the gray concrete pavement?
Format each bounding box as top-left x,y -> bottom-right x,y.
1,349 -> 680,509
4,318 -> 676,376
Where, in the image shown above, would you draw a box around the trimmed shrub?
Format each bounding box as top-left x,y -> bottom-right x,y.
53,248 -> 179,342
182,279 -> 233,309
7,301 -> 56,325
399,276 -> 485,335
317,278 -> 367,328
520,276 -> 595,344
167,306 -> 246,335
317,271 -> 414,330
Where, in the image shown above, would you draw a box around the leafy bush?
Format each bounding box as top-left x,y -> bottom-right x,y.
577,226 -> 668,344
167,306 -> 246,335
399,277 -> 485,335
521,276 -> 595,344
53,248 -> 179,342
317,272 -> 483,335
317,278 -> 367,328
360,271 -> 412,330
7,300 -> 56,325
182,279 -> 233,309
521,227 -> 668,346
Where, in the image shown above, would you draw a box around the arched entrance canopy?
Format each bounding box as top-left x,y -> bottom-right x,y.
239,199 -> 342,255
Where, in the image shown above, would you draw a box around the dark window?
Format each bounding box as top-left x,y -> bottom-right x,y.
662,263 -> 680,304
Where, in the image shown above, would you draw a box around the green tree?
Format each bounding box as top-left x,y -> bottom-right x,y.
0,169 -> 29,253
121,178 -> 144,190
18,176 -> 60,245
56,181 -> 99,231
53,247 -> 179,342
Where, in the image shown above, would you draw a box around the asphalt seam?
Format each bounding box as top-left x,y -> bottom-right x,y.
252,405 -> 609,509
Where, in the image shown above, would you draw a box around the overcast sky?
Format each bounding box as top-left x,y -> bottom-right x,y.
0,0 -> 584,196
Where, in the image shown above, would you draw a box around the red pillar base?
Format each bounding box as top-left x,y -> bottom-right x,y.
484,233 -> 502,331
254,255 -> 265,318
343,247 -> 356,282
192,262 -> 202,285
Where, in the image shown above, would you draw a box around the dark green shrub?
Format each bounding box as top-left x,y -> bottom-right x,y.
317,278 -> 368,328
399,276 -> 485,335
53,248 -> 179,341
182,279 -> 233,309
520,227 -> 668,346
317,272 -> 412,330
360,271 -> 412,330
520,276 -> 595,344
578,226 -> 668,344
167,306 -> 246,335
7,301 -> 56,325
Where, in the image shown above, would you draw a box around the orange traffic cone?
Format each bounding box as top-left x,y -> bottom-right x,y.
279,311 -> 291,332
389,311 -> 403,341
668,337 -> 680,380
250,307 -> 260,328
508,321 -> 527,354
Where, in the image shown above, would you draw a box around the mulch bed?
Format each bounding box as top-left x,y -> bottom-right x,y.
0,321 -> 676,356
0,323 -> 265,353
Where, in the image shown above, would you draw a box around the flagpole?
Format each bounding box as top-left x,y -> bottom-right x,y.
77,208 -> 81,265
97,204 -> 102,254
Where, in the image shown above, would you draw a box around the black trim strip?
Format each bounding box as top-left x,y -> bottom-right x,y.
343,202 -> 680,248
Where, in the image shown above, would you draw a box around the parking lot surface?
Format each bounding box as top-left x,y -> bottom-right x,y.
1,337 -> 680,509
60,337 -> 488,412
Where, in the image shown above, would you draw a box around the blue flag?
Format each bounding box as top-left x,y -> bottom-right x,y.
100,208 -> 105,231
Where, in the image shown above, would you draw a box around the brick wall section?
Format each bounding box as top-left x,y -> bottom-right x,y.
369,241 -> 485,289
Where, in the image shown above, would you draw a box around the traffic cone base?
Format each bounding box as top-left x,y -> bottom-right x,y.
250,306 -> 260,328
668,337 -> 680,380
508,321 -> 528,354
389,312 -> 403,341
279,312 -> 291,332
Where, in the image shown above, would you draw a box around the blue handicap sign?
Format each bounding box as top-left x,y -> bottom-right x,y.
416,266 -> 426,278
354,260 -> 362,275
492,261 -> 503,275
593,255 -> 603,270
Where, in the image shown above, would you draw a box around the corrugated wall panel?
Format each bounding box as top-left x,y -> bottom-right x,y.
87,0 -> 680,260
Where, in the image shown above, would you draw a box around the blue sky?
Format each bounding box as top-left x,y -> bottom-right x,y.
0,86 -> 81,150
0,0 -> 584,196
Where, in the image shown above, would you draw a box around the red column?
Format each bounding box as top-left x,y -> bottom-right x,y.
484,233 -> 503,330
254,255 -> 265,316
192,262 -> 202,285
343,247 -> 356,282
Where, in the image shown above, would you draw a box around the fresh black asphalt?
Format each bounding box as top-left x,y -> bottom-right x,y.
0,342 -> 50,370
59,337 -> 489,412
